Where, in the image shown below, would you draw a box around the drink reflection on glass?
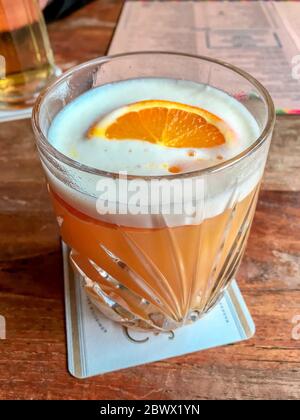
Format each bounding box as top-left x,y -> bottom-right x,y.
32,53 -> 275,333
0,0 -> 58,109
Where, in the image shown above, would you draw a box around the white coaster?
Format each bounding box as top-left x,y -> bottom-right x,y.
62,243 -> 255,379
0,107 -> 32,123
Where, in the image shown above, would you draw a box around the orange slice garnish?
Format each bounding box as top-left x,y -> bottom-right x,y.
87,100 -> 235,148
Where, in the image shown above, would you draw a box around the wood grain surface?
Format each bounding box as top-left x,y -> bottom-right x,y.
0,0 -> 299,400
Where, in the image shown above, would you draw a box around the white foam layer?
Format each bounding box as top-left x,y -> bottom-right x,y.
46,78 -> 263,227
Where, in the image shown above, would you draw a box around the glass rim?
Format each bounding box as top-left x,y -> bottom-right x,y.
32,51 -> 276,180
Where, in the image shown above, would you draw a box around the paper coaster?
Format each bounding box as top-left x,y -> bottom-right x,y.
0,107 -> 32,123
62,243 -> 255,379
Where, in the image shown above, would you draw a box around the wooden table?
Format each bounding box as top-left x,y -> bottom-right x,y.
0,0 -> 300,400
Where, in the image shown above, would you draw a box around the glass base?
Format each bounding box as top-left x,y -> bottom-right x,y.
0,65 -> 62,110
70,249 -> 234,333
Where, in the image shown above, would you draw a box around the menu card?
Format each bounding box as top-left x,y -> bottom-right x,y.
110,1 -> 300,114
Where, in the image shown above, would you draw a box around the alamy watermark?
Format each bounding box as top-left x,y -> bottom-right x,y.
0,315 -> 6,340
95,172 -> 205,219
291,315 -> 300,341
291,55 -> 300,80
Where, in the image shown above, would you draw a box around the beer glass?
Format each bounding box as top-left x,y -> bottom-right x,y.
32,52 -> 275,333
0,0 -> 58,109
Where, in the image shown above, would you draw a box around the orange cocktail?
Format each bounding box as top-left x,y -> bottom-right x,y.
32,53 -> 275,332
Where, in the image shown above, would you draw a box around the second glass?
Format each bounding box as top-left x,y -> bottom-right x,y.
0,0 -> 58,109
